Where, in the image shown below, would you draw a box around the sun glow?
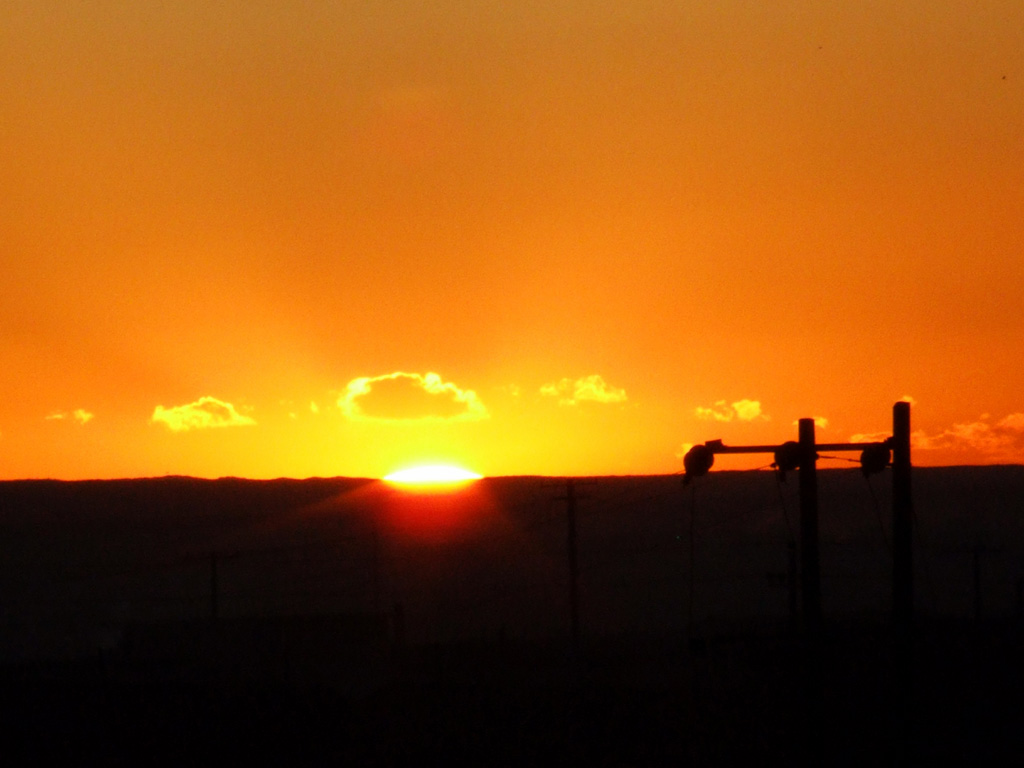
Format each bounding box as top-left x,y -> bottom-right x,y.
383,465 -> 483,485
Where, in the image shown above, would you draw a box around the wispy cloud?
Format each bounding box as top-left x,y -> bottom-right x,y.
46,409 -> 94,425
151,397 -> 256,432
850,431 -> 891,444
911,412 -> 1024,456
540,374 -> 627,406
695,399 -> 768,422
281,399 -> 321,420
338,372 -> 487,422
851,411 -> 1024,460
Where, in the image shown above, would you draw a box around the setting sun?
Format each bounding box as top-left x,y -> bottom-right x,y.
383,465 -> 483,485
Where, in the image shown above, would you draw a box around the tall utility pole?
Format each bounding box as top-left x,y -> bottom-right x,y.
798,418 -> 821,626
890,402 -> 914,766
684,402 -> 914,763
683,402 -> 910,627
892,400 -> 913,628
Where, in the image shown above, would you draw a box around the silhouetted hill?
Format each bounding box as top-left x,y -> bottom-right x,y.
3,467 -> 1024,654
2,468 -> 1023,762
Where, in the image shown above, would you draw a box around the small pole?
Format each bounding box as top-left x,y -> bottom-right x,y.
393,601 -> 406,651
566,479 -> 580,652
972,546 -> 982,623
788,539 -> 799,630
688,484 -> 697,635
370,515 -> 382,612
210,551 -> 219,622
798,418 -> 821,627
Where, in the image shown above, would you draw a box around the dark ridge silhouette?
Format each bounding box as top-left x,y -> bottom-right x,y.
1,467 -> 1023,762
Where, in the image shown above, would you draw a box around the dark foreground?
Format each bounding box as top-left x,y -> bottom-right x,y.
3,618 -> 1022,765
3,470 -> 1023,762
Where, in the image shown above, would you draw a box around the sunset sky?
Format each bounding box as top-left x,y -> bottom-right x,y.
3,2 -> 1023,480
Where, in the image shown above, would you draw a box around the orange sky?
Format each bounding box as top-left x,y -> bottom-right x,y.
2,2 -> 1023,479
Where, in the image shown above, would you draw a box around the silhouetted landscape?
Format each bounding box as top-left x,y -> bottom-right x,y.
3,467 -> 1024,763
8,1 -> 1024,762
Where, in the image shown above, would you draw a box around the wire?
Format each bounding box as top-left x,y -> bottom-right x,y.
817,454 -> 861,464
772,471 -> 796,544
910,499 -> 938,615
687,482 -> 697,633
864,473 -> 892,556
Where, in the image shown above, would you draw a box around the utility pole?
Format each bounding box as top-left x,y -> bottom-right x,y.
890,401 -> 914,766
684,403 -> 914,764
892,401 -> 913,628
973,546 -> 983,622
798,418 -> 821,627
370,514 -> 382,613
948,543 -> 1000,622
559,479 -> 581,652
682,403 -> 909,627
788,541 -> 799,629
551,478 -> 592,653
210,551 -> 219,622
764,540 -> 799,630
206,550 -> 239,622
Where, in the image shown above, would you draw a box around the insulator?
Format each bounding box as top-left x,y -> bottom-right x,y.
860,444 -> 891,476
683,444 -> 715,483
773,441 -> 801,473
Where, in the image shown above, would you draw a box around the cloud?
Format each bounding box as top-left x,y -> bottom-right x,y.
732,399 -> 764,421
695,402 -> 732,422
338,372 -> 487,422
540,374 -> 627,406
695,399 -> 768,422
850,431 -> 891,444
46,409 -> 94,425
792,416 -> 829,430
851,412 -> 1024,459
281,400 -> 320,420
912,412 -> 1024,456
675,442 -> 694,459
151,397 -> 256,432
